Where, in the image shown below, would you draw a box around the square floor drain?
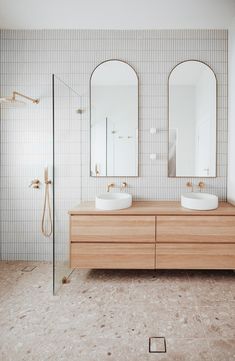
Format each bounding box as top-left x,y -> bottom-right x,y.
149,337 -> 166,353
21,266 -> 37,272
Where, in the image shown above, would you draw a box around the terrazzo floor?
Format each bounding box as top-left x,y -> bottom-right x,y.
0,262 -> 234,361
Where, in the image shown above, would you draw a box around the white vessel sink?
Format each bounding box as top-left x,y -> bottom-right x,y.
181,192 -> 218,211
96,192 -> 132,210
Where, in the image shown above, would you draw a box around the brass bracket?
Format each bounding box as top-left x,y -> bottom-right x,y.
62,276 -> 70,284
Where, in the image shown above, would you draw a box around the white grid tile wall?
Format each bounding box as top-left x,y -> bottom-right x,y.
0,29 -> 228,261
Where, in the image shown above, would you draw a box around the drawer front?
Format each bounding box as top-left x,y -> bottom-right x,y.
156,243 -> 235,269
157,216 -> 235,243
71,243 -> 155,269
71,215 -> 155,243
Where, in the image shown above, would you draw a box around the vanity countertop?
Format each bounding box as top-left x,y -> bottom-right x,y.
69,201 -> 235,216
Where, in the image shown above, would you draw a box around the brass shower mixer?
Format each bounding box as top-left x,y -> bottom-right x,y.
29,179 -> 40,189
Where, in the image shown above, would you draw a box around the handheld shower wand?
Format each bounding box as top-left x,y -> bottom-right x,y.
41,167 -> 52,237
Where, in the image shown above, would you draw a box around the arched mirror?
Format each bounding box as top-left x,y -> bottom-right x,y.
168,60 -> 217,177
90,60 -> 138,177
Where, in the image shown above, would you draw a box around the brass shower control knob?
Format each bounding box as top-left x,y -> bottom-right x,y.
29,179 -> 40,189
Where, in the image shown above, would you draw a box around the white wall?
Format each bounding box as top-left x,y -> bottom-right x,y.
0,29 -> 228,261
228,18 -> 235,204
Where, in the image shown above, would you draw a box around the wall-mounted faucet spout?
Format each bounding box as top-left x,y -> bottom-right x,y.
107,183 -> 115,192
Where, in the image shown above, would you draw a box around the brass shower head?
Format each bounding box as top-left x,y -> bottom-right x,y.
0,91 -> 40,105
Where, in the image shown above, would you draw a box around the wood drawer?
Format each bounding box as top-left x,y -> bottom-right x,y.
70,215 -> 155,243
71,243 -> 155,269
157,216 -> 235,243
156,243 -> 235,269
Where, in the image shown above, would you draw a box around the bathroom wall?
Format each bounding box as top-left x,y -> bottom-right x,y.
228,19 -> 235,205
0,29 -> 228,260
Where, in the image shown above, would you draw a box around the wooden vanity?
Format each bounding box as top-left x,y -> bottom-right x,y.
69,201 -> 235,270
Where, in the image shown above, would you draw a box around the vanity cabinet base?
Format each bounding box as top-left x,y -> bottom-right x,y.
156,243 -> 235,269
69,202 -> 235,270
71,242 -> 155,269
71,215 -> 155,243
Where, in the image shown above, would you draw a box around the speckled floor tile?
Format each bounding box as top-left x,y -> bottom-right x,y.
0,262 -> 234,361
198,302 -> 235,338
209,338 -> 235,361
187,270 -> 235,306
62,269 -> 196,309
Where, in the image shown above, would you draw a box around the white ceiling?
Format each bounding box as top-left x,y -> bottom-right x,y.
0,0 -> 235,29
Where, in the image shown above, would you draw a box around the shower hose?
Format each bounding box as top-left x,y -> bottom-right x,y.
41,170 -> 52,237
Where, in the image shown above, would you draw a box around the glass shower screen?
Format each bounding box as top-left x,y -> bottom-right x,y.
52,75 -> 81,294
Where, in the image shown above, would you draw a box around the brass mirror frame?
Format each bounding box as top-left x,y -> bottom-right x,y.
89,59 -> 139,178
167,59 -> 217,178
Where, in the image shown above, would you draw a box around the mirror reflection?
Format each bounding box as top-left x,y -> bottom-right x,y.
90,60 -> 138,177
168,60 -> 217,177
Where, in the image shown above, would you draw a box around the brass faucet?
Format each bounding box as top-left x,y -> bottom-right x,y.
120,182 -> 127,191
186,181 -> 194,192
107,183 -> 115,192
198,181 -> 205,192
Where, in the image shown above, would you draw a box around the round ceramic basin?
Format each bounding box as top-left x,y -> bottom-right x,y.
181,192 -> 218,211
96,192 -> 132,210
